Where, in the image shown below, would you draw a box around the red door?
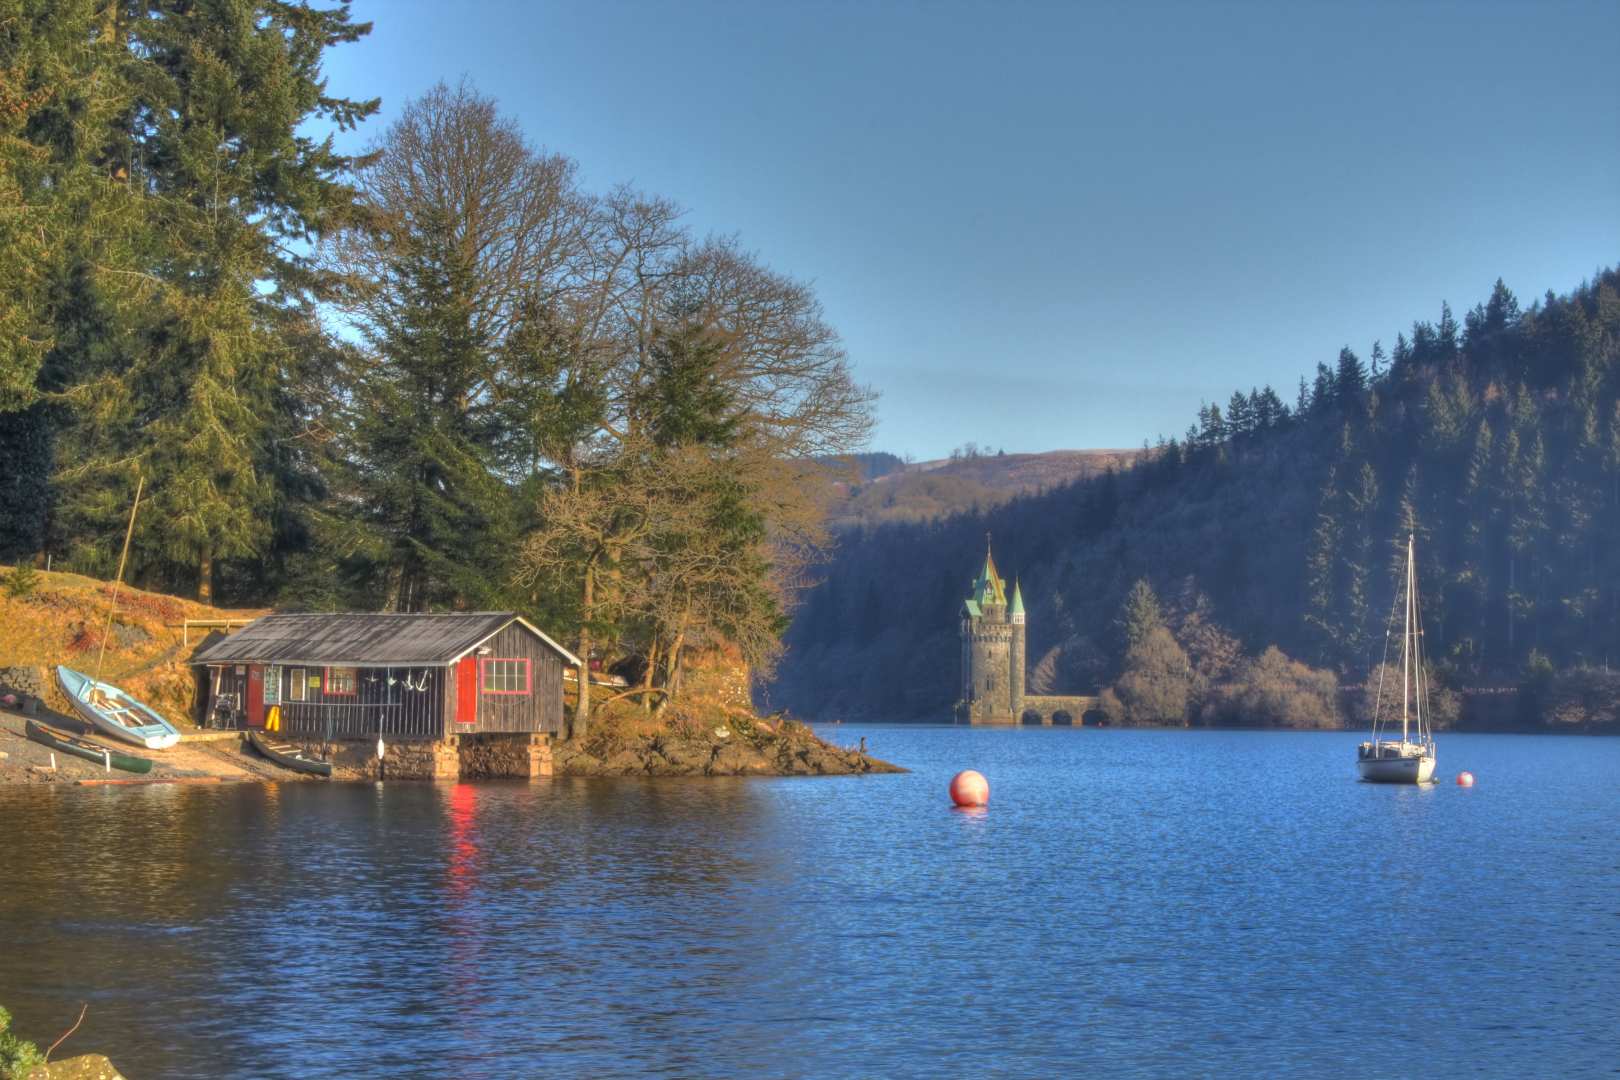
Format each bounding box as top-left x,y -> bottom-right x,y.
246,666 -> 265,728
455,657 -> 478,725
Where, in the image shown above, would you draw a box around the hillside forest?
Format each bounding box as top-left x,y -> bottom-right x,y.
0,3 -> 870,731
770,269 -> 1620,731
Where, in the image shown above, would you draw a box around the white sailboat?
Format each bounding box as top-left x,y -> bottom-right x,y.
1357,534 -> 1438,784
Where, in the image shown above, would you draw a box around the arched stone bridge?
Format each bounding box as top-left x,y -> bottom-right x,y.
1018,694 -> 1100,726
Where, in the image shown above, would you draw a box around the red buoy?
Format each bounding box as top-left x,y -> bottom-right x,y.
950,769 -> 989,807
1457,771 -> 1475,787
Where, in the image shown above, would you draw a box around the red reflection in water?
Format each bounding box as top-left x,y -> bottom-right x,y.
447,782 -> 479,902
443,782 -> 489,1014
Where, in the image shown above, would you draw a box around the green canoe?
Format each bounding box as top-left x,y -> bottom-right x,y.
246,729 -> 333,778
25,719 -> 155,774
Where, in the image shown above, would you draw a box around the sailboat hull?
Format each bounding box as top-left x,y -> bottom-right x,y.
1356,747 -> 1436,784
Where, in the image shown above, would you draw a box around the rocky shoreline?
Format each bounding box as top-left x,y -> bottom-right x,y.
552,712 -> 902,777
0,701 -> 900,787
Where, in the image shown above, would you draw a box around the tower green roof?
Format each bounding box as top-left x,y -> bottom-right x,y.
1009,579 -> 1025,617
971,543 -> 1007,608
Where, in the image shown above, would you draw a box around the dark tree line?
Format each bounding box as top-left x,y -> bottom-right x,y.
769,270 -> 1620,726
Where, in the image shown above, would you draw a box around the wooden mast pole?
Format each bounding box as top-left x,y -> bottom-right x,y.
94,475 -> 144,683
1401,534 -> 1411,745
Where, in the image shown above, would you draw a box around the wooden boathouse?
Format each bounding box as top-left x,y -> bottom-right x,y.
190,612 -> 580,780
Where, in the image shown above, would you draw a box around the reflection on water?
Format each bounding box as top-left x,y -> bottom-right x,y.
1,729 -> 1617,1078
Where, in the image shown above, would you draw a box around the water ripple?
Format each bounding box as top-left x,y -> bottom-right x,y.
1,729 -> 1617,1077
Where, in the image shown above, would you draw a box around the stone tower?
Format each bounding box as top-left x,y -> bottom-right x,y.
956,541 -> 1027,723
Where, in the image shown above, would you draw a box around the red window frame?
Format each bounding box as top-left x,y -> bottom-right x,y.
479,657 -> 531,696
323,666 -> 358,697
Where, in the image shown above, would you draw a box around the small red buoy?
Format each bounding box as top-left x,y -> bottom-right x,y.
950,769 -> 989,807
1457,771 -> 1475,787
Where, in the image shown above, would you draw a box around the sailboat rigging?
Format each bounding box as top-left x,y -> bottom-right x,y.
1357,533 -> 1438,784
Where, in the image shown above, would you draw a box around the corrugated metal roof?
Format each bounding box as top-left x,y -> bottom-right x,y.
191,612 -> 578,667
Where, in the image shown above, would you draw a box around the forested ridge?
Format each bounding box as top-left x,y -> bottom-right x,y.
823,447 -> 1139,528
0,2 -> 870,734
769,269 -> 1620,730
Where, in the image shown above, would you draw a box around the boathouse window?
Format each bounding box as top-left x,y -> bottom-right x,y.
325,666 -> 357,696
264,665 -> 282,706
288,668 -> 307,701
481,657 -> 530,695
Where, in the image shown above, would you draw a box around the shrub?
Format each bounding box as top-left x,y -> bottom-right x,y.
0,1005 -> 44,1079
1537,667 -> 1620,731
2,565 -> 38,600
1111,626 -> 1192,725
1356,661 -> 1457,730
1213,647 -> 1340,729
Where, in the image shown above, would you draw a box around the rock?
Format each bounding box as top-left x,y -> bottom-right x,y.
0,666 -> 44,701
601,749 -> 646,775
655,738 -> 709,772
708,742 -> 762,775
28,1053 -> 126,1079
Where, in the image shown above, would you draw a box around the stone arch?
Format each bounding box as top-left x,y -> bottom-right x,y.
1083,708 -> 1107,726
1020,709 -> 1043,725
1051,709 -> 1075,726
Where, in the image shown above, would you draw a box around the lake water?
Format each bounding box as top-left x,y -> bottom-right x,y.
1,727 -> 1616,1078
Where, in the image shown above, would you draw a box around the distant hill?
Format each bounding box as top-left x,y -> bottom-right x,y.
825,448 -> 1140,528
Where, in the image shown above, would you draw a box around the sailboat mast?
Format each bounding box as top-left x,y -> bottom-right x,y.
1412,536 -> 1426,745
94,475 -> 144,683
1401,534 -> 1412,744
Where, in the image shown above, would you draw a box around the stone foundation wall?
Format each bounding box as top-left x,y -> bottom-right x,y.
0,665 -> 44,701
293,733 -> 552,780
459,733 -> 552,779
301,737 -> 456,780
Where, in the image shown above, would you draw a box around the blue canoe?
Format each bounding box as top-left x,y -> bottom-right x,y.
55,665 -> 181,750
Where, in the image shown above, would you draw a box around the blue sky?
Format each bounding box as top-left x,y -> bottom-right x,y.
322,1 -> 1619,460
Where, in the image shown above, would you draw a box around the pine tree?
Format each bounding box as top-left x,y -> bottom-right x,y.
335,82 -> 589,610
1254,385 -> 1285,430
1343,461 -> 1379,663
640,320 -> 739,449
1226,390 -> 1254,440
1437,301 -> 1460,358
50,0 -> 376,600
1335,346 -> 1367,399
1484,279 -> 1521,334
1117,578 -> 1163,652
0,3 -> 145,563
1303,466 -> 1343,661
1311,362 -> 1335,412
